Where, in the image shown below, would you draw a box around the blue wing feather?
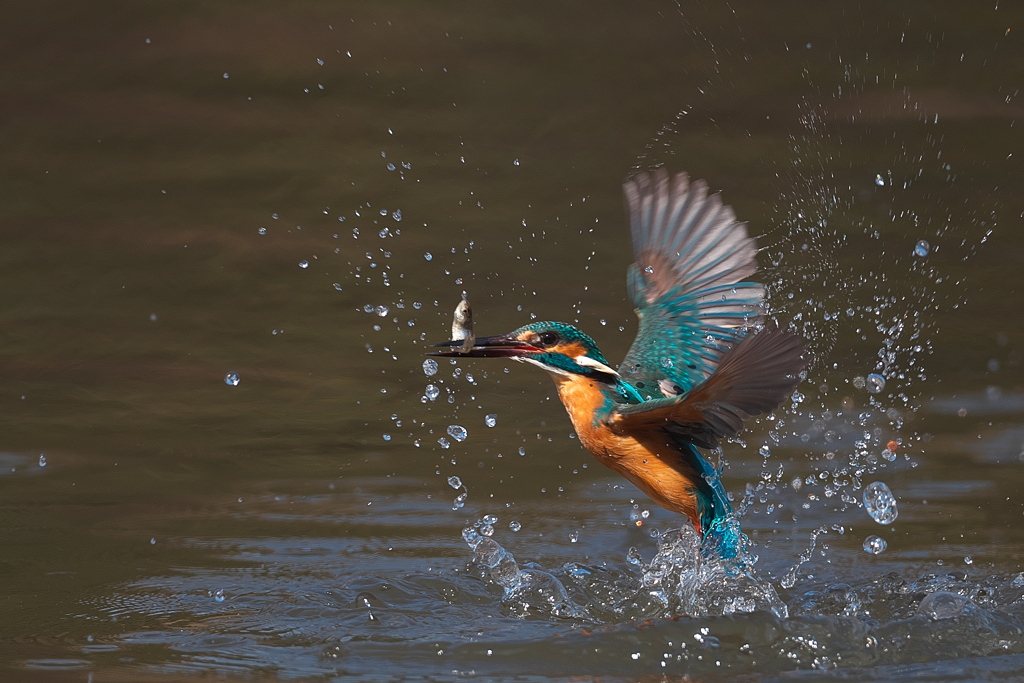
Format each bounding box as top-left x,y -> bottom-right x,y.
619,170 -> 764,398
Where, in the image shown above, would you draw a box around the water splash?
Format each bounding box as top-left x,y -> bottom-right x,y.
635,525 -> 788,618
463,517 -> 785,620
463,523 -> 586,619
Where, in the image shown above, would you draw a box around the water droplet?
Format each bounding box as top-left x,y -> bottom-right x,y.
424,384 -> 439,401
509,520 -> 521,532
485,414 -> 497,427
375,305 -> 389,317
333,283 -> 343,291
518,446 -> 526,456
569,531 -> 580,543
866,373 -> 886,394
392,209 -> 402,221
386,162 -> 396,171
513,158 -> 520,166
382,434 -> 391,442
424,252 -> 433,261
224,372 -> 240,386
258,227 -> 267,235
875,174 -> 885,186
422,359 -> 438,376
38,454 -> 46,467
452,492 -> 467,510
882,448 -> 897,462
447,425 -> 468,442
863,481 -> 898,524
299,260 -> 309,269
914,239 -> 930,257
437,437 -> 450,449
213,589 -> 226,602
447,476 -> 462,489
863,535 -> 887,554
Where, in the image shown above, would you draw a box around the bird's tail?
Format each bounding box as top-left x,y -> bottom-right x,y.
690,443 -> 744,560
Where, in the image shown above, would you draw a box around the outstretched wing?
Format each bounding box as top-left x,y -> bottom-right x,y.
608,327 -> 806,450
619,169 -> 764,397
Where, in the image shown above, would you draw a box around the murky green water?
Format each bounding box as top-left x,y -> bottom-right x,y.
2,2 -> 1024,681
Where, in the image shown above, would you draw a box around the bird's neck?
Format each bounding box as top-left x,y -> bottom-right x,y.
546,372 -> 621,434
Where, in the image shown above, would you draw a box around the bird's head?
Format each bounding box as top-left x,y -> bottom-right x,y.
430,321 -> 618,379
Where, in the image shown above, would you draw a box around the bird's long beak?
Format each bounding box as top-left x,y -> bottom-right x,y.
428,333 -> 541,358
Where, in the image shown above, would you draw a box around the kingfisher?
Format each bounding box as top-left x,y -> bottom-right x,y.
430,170 -> 806,557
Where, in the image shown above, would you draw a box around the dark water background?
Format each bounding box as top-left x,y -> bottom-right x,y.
2,2 -> 1024,680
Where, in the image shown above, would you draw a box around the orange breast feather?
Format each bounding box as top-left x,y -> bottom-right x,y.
549,374 -> 704,531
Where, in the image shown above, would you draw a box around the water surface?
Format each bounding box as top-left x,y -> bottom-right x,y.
2,2 -> 1023,680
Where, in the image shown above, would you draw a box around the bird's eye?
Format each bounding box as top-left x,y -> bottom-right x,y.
537,332 -> 558,346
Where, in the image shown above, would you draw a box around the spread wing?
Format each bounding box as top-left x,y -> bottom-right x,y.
608,327 -> 806,450
619,169 -> 764,398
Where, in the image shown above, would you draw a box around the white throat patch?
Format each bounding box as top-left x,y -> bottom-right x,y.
513,354 -> 618,377
573,355 -> 620,376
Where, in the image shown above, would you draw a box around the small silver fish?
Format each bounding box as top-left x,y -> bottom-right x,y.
451,291 -> 475,353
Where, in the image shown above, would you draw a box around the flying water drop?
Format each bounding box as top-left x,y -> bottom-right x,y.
38,454 -> 46,467
299,260 -> 309,269
863,535 -> 887,554
224,372 -> 240,386
914,239 -> 930,257
866,373 -> 886,394
422,359 -> 438,376
485,414 -> 497,427
447,476 -> 462,489
447,425 -> 468,442
424,384 -> 440,402
863,481 -> 898,524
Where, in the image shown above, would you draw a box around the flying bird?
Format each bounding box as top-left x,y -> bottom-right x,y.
430,170 -> 806,556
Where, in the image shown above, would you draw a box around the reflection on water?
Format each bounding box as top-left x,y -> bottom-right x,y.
2,0 -> 1023,681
